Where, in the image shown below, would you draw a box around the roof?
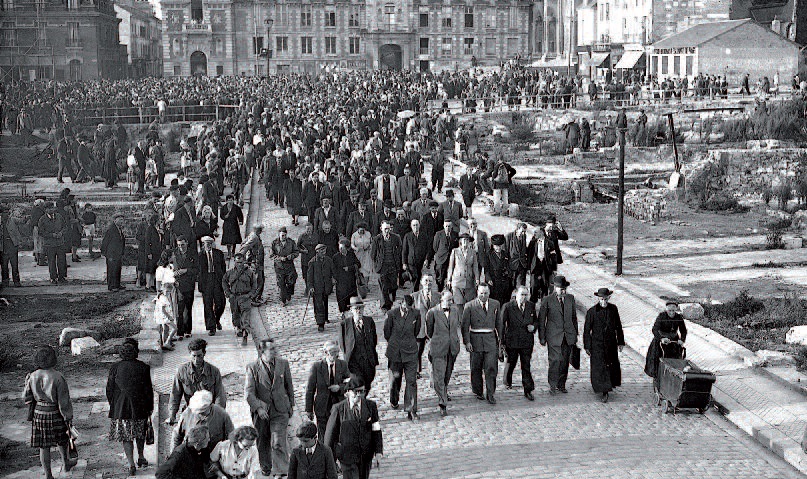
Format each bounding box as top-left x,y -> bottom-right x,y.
652,19 -> 752,49
615,50 -> 645,69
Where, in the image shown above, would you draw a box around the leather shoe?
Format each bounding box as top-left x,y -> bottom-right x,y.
317,325 -> 325,332
504,383 -> 513,390
439,406 -> 447,417
475,394 -> 485,401
216,322 -> 222,330
208,330 -> 215,336
525,392 -> 535,401
390,403 -> 399,410
559,387 -> 568,394
487,395 -> 496,405
549,387 -> 558,396
601,392 -> 609,403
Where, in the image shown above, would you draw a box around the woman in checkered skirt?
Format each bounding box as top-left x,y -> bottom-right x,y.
23,345 -> 77,479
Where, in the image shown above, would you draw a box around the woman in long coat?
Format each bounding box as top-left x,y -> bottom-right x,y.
333,238 -> 361,313
24,345 -> 77,479
285,169 -> 304,226
219,195 -> 243,259
195,205 -> 218,248
583,288 -> 625,403
644,301 -> 688,379
351,222 -> 374,279
106,338 -> 154,476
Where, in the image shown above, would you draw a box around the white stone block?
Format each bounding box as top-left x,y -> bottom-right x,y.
71,337 -> 101,356
680,303 -> 705,320
783,237 -> 803,249
786,325 -> 807,346
59,327 -> 97,347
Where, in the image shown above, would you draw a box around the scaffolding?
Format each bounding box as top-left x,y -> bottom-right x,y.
0,0 -> 56,82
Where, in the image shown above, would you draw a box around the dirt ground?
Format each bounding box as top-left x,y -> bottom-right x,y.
0,292 -> 146,476
544,201 -> 769,250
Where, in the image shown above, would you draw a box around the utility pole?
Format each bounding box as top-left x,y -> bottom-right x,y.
616,109 -> 628,276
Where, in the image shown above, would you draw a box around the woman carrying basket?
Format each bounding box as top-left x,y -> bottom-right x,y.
644,301 -> 688,379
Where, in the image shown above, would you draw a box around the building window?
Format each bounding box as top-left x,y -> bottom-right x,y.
191,0 -> 203,21
349,8 -> 361,27
441,37 -> 451,56
301,36 -> 312,54
509,7 -> 517,29
276,4 -> 289,26
349,36 -> 360,54
325,36 -> 336,54
464,6 -> 473,28
253,36 -> 264,55
605,3 -> 610,20
485,37 -> 495,56
301,7 -> 312,27
69,59 -> 81,81
685,55 -> 693,76
216,65 -> 224,75
1,22 -> 15,46
507,37 -> 518,56
420,13 -> 429,27
174,65 -> 182,76
276,36 -> 288,53
67,22 -> 79,46
463,37 -> 474,55
420,37 -> 429,55
384,4 -> 396,29
651,55 -> 658,75
485,8 -> 496,28
661,55 -> 668,74
442,6 -> 452,29
673,55 -> 680,76
325,11 -> 336,27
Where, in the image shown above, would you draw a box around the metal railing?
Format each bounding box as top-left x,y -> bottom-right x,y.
67,104 -> 243,126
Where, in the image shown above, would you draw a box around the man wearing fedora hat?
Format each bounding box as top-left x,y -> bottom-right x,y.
339,297 -> 379,392
583,288 -> 625,403
383,294 -> 421,420
538,275 -> 579,395
307,244 -> 335,332
446,233 -> 479,314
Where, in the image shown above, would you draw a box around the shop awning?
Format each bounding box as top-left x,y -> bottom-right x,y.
584,52 -> 610,67
615,50 -> 645,69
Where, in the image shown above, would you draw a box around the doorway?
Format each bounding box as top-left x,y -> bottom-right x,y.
379,44 -> 403,70
190,51 -> 208,76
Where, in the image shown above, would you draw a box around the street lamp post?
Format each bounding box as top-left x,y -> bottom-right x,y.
616,108 -> 628,276
264,17 -> 274,75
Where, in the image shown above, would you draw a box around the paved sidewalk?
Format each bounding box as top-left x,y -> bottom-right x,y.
442,156 -> 807,475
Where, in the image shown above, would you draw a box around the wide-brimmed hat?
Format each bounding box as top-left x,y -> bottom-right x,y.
491,234 -> 505,246
296,421 -> 318,439
346,374 -> 366,391
553,275 -> 570,287
594,288 -> 613,297
349,296 -> 364,307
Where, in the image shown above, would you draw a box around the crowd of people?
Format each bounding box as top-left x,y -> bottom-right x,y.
13,68 -> 693,479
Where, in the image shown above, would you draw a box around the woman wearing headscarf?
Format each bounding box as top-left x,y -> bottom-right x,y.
172,390 -> 233,460
644,301 -> 688,379
23,345 -> 77,479
195,205 -> 218,250
106,338 -> 154,475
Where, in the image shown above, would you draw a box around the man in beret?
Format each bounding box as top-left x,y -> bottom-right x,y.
101,213 -> 126,290
270,226 -> 299,307
288,421 -> 338,479
198,236 -> 227,335
307,244 -> 334,332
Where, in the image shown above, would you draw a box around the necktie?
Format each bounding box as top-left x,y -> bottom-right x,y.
357,319 -> 363,331
559,296 -> 565,312
426,292 -> 432,305
208,252 -> 213,273
352,403 -> 360,419
482,301 -> 487,314
329,363 -> 335,385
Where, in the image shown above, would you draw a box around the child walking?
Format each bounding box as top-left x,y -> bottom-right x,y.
154,282 -> 177,351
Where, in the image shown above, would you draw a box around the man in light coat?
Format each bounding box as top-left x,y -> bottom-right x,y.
538,275 -> 579,395
446,233 -> 479,314
245,338 -> 295,477
426,290 -> 462,416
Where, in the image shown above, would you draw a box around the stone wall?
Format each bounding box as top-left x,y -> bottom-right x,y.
624,189 -> 673,222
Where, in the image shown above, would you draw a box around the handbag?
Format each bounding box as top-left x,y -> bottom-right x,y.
145,419 -> 155,446
66,425 -> 79,460
570,344 -> 581,370
356,272 -> 369,299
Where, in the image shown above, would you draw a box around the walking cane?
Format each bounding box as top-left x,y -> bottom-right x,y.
301,289 -> 312,326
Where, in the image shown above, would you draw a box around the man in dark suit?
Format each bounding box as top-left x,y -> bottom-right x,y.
173,235 -> 198,338
305,340 -> 350,441
538,275 -> 579,395
339,297 -> 379,391
461,284 -> 503,405
324,376 -> 383,479
432,218 -> 457,291
418,201 -> 443,268
383,294 -> 420,420
198,236 -> 226,335
501,286 -> 539,400
245,338 -> 295,477
340,190 -> 362,236
345,202 -> 375,239
134,140 -> 147,194
101,214 -> 126,291
437,189 -> 464,233
313,195 -> 340,237
506,222 -> 529,287
402,219 -> 429,292
307,244 -> 334,332
172,197 -> 198,255
371,221 -> 402,312
426,291 -> 462,416
288,421 -> 338,479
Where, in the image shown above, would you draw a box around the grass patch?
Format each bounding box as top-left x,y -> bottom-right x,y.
695,291 -> 807,352
97,314 -> 142,340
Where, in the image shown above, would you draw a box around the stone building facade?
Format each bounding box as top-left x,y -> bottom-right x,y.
115,0 -> 163,77
0,0 -> 126,81
161,0 -> 534,76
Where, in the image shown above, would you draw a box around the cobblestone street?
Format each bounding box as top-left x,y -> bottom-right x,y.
246,187 -> 805,479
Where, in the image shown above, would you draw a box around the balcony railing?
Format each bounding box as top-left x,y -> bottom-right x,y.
419,47 -> 429,55
183,22 -> 211,32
